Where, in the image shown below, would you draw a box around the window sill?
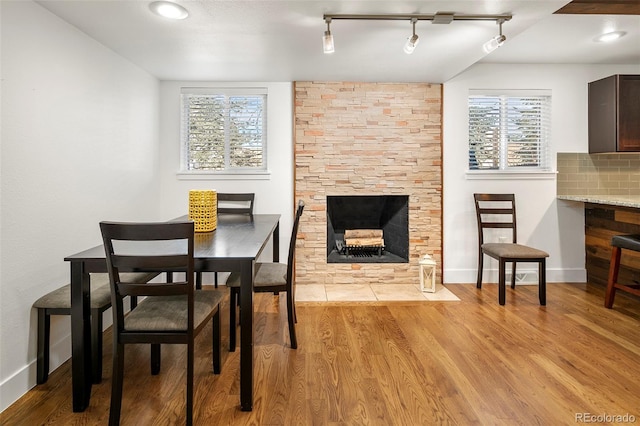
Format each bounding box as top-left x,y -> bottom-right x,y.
465,170 -> 557,180
177,171 -> 271,181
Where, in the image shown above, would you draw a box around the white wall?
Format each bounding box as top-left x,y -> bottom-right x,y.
1,1 -> 638,413
158,81 -> 294,266
0,1 -> 160,411
443,63 -> 640,284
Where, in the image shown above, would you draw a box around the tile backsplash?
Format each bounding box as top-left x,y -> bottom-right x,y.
557,153 -> 640,197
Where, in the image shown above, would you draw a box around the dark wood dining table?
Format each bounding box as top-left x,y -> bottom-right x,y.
64,213 -> 280,412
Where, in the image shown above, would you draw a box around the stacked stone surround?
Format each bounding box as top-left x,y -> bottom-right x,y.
294,82 -> 442,285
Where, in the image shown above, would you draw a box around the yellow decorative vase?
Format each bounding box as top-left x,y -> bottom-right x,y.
188,190 -> 217,232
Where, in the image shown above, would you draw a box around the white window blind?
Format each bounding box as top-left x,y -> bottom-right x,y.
180,88 -> 267,172
468,91 -> 551,171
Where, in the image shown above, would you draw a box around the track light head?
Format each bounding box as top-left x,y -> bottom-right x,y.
483,34 -> 506,53
404,18 -> 419,55
483,19 -> 506,53
404,34 -> 419,54
323,18 -> 335,54
324,31 -> 335,54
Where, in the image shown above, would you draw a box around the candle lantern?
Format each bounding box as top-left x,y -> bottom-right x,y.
419,254 -> 437,293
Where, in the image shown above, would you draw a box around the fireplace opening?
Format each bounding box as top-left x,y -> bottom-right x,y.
327,195 -> 409,264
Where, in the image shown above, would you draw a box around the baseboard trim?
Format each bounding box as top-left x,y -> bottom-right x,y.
1,330 -> 70,412
443,268 -> 586,284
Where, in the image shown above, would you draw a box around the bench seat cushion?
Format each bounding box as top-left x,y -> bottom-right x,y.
33,272 -> 159,310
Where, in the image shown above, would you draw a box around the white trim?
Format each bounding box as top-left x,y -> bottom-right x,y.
0,304 -> 125,412
469,89 -> 553,97
443,267 -> 587,284
176,171 -> 271,180
180,87 -> 268,95
465,170 -> 557,180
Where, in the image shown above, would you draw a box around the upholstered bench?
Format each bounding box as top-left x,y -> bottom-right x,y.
604,234 -> 640,308
33,272 -> 158,384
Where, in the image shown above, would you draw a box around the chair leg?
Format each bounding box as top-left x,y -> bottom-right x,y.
476,252 -> 484,288
292,291 -> 297,324
539,259 -> 546,306
195,272 -> 202,290
91,308 -> 103,384
109,342 -> 125,426
212,310 -> 221,374
498,259 -> 506,305
36,309 -> 50,385
151,344 -> 161,375
214,272 -> 218,289
510,262 -> 516,289
605,246 -> 622,308
186,340 -> 194,426
286,291 -> 297,349
229,288 -> 238,352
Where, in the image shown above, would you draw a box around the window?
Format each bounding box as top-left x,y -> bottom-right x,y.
468,90 -> 551,172
180,88 -> 267,173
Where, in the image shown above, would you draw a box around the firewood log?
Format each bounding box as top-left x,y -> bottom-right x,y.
344,237 -> 384,247
344,229 -> 383,239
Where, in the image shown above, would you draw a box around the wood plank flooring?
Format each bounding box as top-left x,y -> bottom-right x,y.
2,283 -> 640,425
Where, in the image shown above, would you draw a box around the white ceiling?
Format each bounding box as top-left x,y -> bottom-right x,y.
35,0 -> 640,82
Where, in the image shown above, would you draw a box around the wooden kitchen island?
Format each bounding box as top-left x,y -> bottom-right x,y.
558,195 -> 640,288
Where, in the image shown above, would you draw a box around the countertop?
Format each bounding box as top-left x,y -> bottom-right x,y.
557,195 -> 640,209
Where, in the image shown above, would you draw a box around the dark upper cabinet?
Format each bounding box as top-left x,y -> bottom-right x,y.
588,74 -> 640,153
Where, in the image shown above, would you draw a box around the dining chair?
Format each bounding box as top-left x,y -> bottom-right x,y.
32,272 -> 158,385
100,221 -> 224,426
195,192 -> 255,290
474,194 -> 548,305
227,200 -> 305,350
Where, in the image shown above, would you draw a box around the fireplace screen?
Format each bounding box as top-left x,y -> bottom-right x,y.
327,195 -> 409,263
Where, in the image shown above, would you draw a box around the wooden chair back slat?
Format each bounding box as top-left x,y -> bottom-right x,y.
474,194 -> 517,244
217,193 -> 255,214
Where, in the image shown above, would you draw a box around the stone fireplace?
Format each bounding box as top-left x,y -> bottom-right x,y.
294,81 -> 442,286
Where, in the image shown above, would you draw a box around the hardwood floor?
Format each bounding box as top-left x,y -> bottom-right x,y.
2,283 -> 640,425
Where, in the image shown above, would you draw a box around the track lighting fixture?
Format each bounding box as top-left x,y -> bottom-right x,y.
323,18 -> 335,54
483,19 -> 506,53
322,12 -> 511,55
404,18 -> 419,54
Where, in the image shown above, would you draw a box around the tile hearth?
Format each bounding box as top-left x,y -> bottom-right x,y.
296,284 -> 460,302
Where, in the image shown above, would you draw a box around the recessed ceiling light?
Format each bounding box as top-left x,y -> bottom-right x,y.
149,1 -> 189,20
594,31 -> 626,43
